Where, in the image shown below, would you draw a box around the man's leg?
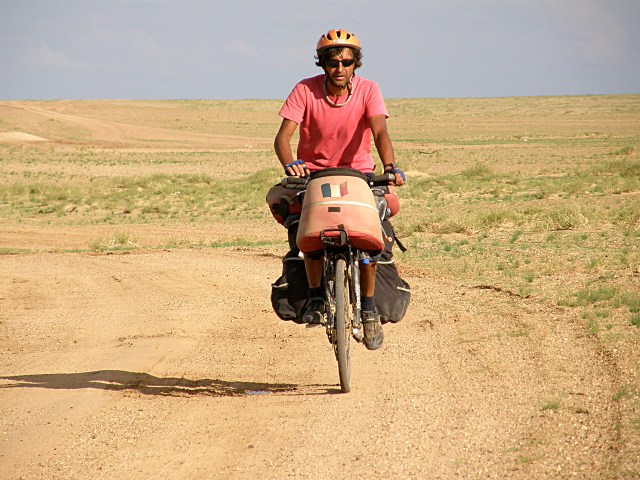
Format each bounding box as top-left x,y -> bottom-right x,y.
359,261 -> 376,305
302,255 -> 325,324
304,255 -> 323,288
359,260 -> 384,350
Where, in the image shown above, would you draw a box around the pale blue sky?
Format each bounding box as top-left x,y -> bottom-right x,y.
1,0 -> 639,100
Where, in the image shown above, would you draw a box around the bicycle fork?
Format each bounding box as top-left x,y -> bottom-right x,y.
351,253 -> 364,342
322,249 -> 364,344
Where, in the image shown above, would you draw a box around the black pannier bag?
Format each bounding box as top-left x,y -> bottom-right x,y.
271,249 -> 309,323
375,218 -> 411,324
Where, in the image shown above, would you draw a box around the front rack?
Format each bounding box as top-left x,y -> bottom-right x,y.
320,226 -> 349,247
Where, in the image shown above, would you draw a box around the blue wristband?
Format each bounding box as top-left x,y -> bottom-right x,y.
285,159 -> 304,171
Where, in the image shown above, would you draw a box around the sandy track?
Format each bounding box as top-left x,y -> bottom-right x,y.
0,102 -> 272,150
0,248 -> 627,479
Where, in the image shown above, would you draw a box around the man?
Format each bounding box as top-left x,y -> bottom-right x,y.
274,28 -> 405,350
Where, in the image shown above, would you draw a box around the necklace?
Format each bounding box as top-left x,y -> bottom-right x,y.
323,76 -> 353,107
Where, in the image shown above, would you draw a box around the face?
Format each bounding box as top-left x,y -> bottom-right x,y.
324,48 -> 355,89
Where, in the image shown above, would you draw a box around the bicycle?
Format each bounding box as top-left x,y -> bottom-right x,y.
281,169 -> 395,393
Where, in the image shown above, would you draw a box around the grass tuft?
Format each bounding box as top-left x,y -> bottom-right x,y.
609,146 -> 635,156
541,402 -> 560,412
89,232 -> 140,252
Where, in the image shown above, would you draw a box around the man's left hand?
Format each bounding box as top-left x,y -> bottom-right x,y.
384,165 -> 406,186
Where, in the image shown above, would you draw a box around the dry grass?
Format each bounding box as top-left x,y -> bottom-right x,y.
1,96 -> 639,329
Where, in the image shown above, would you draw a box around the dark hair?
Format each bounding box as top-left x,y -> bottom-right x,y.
315,47 -> 363,70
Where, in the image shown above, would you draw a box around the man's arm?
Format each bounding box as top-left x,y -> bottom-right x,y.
370,115 -> 404,186
274,119 -> 309,177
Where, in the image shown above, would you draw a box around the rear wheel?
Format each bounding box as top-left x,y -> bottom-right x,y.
335,258 -> 351,393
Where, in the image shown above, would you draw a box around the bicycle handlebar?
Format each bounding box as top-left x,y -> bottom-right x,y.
281,172 -> 397,188
369,172 -> 396,186
280,176 -> 309,188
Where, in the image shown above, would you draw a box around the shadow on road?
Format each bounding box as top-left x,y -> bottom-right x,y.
0,370 -> 301,397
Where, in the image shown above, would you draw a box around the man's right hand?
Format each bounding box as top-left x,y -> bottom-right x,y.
285,159 -> 310,177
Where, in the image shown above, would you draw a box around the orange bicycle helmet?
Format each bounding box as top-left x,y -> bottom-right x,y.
316,29 -> 361,53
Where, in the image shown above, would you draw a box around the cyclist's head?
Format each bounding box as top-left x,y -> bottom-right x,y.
315,29 -> 363,70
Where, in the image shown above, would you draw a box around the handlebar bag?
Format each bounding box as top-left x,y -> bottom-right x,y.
296,168 -> 384,254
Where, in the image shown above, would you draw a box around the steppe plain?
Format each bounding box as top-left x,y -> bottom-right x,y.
0,95 -> 639,479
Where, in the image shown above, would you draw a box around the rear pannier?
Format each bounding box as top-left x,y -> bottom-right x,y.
296,169 -> 384,254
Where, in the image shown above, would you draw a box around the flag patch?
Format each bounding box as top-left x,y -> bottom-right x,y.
321,182 -> 349,198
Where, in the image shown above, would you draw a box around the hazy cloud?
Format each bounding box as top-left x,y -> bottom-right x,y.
20,42 -> 76,68
540,0 -> 630,65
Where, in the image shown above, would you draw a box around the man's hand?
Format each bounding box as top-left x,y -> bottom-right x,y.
285,159 -> 310,177
384,164 -> 406,186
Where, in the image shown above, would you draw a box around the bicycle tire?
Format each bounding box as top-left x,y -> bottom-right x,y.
335,258 -> 352,393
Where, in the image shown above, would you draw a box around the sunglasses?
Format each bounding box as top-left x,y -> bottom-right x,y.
325,58 -> 355,68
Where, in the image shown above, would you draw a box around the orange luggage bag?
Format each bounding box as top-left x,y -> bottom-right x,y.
296,169 -> 384,254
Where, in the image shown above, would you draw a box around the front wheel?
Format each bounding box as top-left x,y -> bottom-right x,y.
335,258 -> 351,393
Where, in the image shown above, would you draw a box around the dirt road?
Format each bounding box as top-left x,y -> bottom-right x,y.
0,246 -> 631,479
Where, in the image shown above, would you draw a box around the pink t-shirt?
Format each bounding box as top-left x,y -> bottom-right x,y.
278,74 -> 389,173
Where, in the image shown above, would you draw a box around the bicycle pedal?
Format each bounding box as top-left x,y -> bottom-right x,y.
352,328 -> 364,342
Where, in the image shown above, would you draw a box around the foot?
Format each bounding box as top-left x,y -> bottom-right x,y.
362,310 -> 384,350
302,297 -> 325,324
